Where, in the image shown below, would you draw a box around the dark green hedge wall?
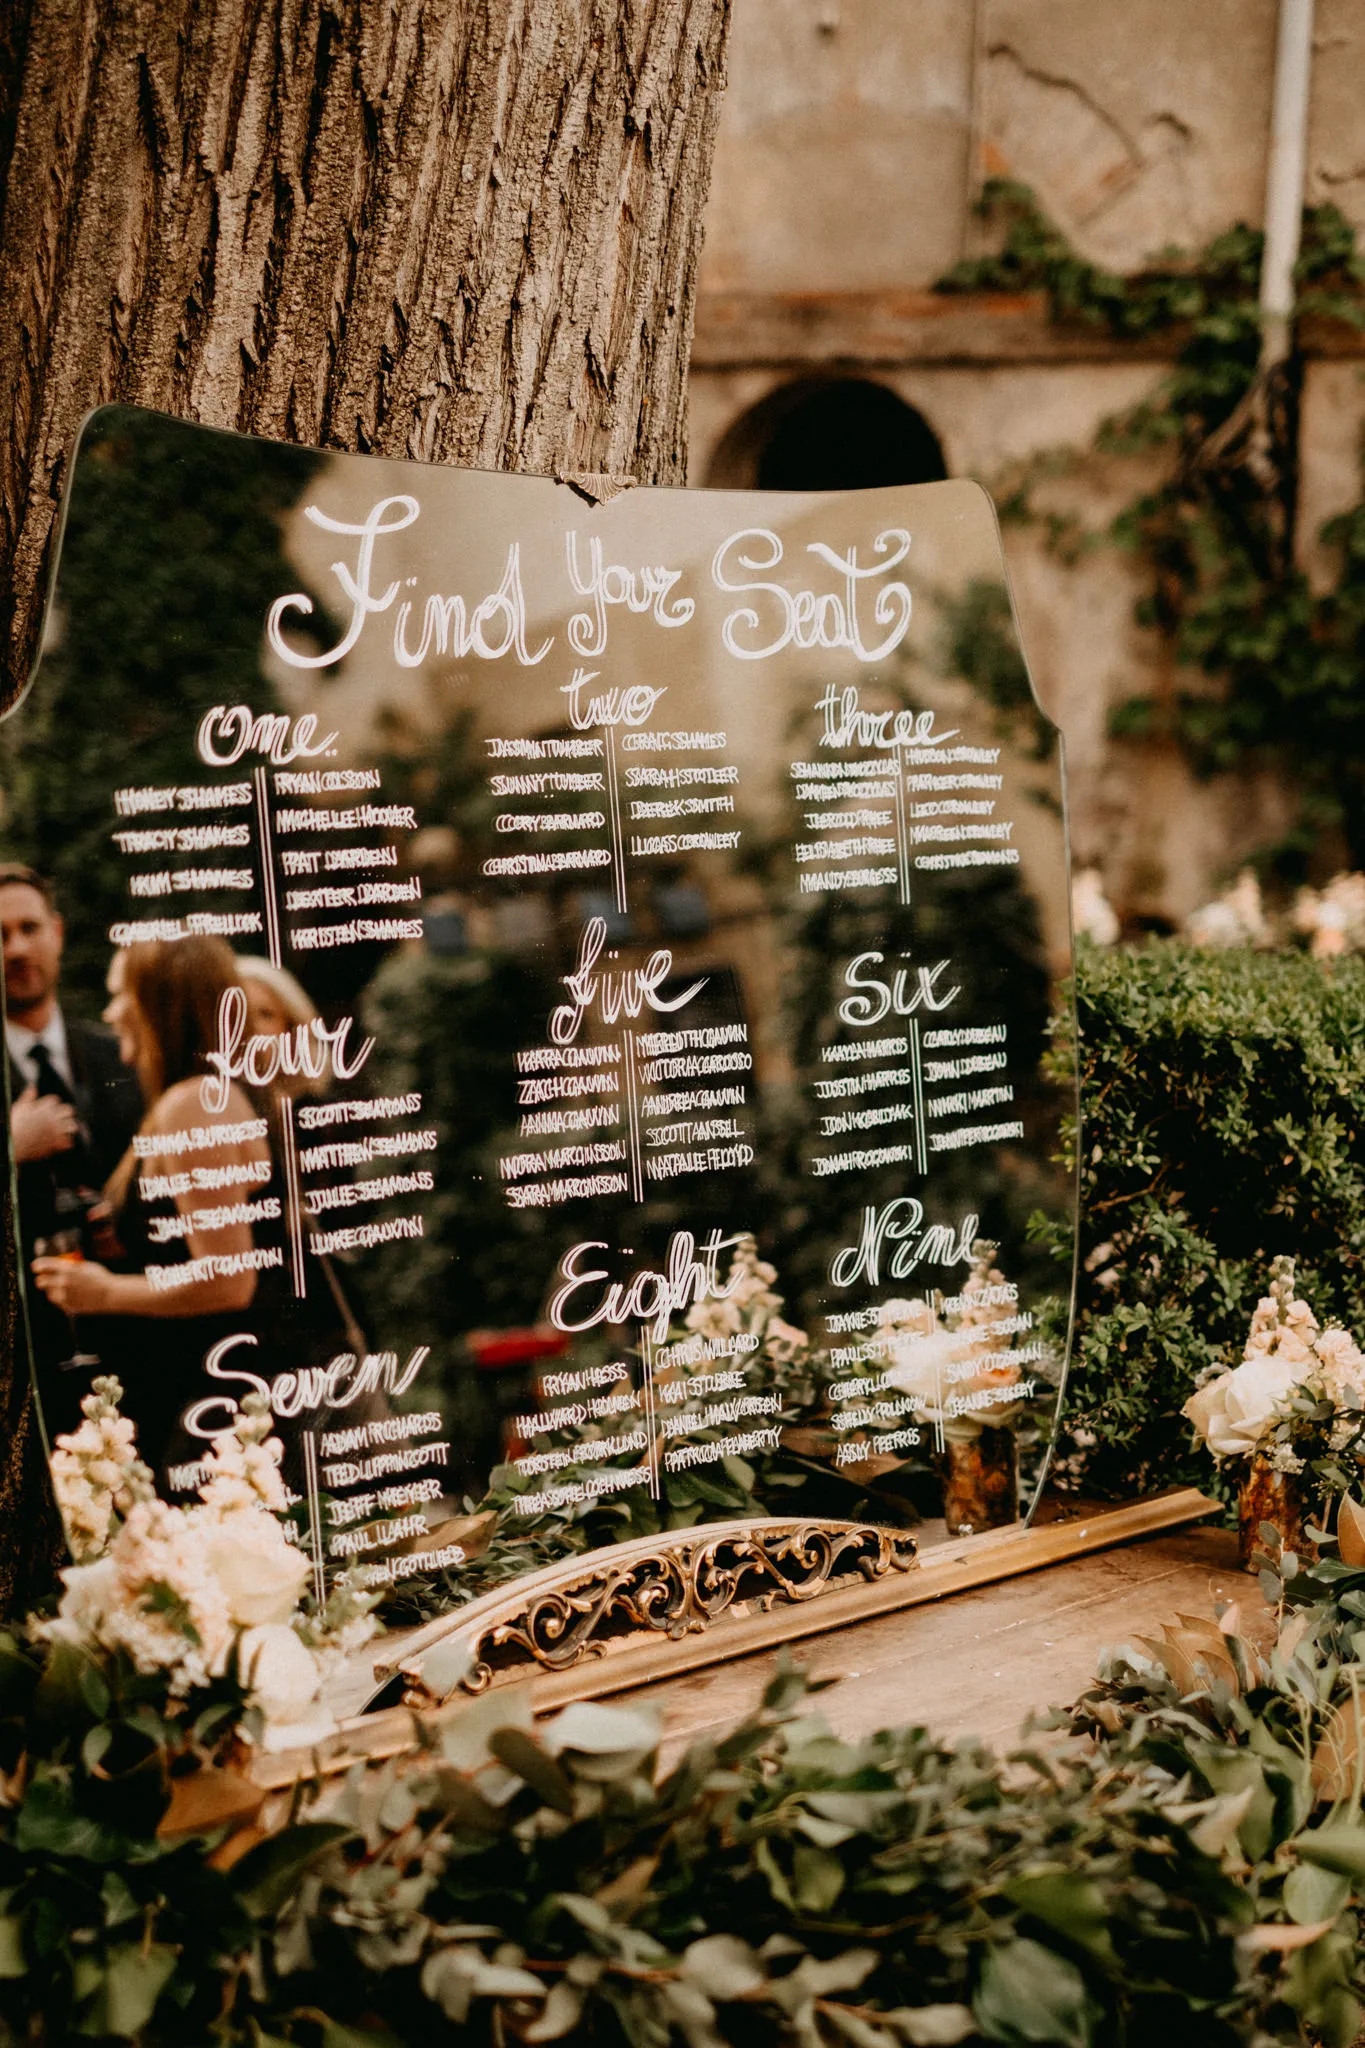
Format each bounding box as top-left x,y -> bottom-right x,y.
1047,941 -> 1365,1499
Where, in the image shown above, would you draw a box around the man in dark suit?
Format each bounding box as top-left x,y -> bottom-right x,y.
1,864 -> 142,1436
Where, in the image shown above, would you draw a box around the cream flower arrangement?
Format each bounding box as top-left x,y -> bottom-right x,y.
1184,1258 -> 1365,1489
45,1378 -> 376,1749
881,1245 -> 1046,1441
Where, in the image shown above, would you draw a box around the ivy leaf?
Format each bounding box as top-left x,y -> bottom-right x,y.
0,1914 -> 24,1979
232,1822 -> 354,1917
0,1638 -> 39,1716
34,1638 -> 109,1724
73,1942 -> 177,2039
974,1939 -> 1093,2048
15,1774 -> 127,1864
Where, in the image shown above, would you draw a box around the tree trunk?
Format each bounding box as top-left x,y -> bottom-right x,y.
0,0 -> 732,1614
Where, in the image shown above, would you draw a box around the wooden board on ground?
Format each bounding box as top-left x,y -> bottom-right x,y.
608,1522 -> 1267,1763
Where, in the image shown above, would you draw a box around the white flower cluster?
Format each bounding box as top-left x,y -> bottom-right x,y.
881,1246 -> 1038,1439
683,1236 -> 808,1365
50,1377 -> 154,1563
1179,866 -> 1365,958
197,1394 -> 290,1517
1183,868 -> 1271,950
1072,867 -> 1119,947
1183,1256 -> 1365,1459
45,1385 -> 377,1747
1293,872 -> 1365,959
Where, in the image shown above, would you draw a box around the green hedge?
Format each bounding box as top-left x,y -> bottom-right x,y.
1047,940 -> 1365,1499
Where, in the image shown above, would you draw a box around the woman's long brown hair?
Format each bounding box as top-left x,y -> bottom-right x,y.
106,937 -> 244,1204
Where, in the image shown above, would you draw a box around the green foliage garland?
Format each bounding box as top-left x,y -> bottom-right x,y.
7,1530 -> 1365,2045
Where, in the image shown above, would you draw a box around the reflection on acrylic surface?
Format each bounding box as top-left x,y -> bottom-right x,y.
0,406 -> 1077,1618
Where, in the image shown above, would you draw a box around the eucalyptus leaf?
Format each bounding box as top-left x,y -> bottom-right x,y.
884,2007 -> 976,2046
232,1822 -> 354,1917
415,1636 -> 476,1703
543,1700 -> 661,1756
792,1843 -> 846,1912
436,1682 -> 535,1770
1004,1871 -> 1114,1961
680,1933 -> 766,2001
488,1728 -> 574,1813
525,1981 -> 587,2041
1284,1861 -> 1350,1925
974,1938 -> 1093,2048
1297,1825 -> 1365,1880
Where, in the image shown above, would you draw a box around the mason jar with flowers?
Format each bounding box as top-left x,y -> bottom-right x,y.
881,1246 -> 1046,1535
1183,1257 -> 1365,1565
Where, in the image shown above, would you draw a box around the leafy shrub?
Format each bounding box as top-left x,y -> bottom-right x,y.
1044,940 -> 1365,1499
943,181 -> 1365,872
0,1613 -> 1354,2048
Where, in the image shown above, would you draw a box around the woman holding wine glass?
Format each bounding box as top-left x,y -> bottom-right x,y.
31,936 -> 277,1481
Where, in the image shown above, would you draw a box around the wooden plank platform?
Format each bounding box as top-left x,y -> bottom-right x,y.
606,1523 -> 1263,1762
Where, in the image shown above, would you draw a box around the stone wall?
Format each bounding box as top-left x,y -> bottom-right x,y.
689,1 -> 1365,925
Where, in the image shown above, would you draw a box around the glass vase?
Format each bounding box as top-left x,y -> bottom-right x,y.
943,1425 -> 1019,1537
1236,1455 -> 1313,1569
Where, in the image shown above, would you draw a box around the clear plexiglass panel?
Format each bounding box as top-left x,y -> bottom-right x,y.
1,406 -> 1077,1619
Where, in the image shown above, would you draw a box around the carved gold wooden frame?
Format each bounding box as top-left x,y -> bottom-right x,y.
384,1516 -> 920,1700
243,1488 -> 1218,1795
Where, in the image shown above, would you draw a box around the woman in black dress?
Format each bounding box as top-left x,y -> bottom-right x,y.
31,936 -> 279,1483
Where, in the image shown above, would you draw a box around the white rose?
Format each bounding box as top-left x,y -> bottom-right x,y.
237,1622 -> 322,1727
204,1508 -> 311,1628
1183,1351 -> 1301,1458
883,1327 -> 960,1410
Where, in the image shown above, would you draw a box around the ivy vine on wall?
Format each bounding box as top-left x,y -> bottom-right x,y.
941,180 -> 1365,876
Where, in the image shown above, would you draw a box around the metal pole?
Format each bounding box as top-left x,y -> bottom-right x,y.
1260,0 -> 1315,367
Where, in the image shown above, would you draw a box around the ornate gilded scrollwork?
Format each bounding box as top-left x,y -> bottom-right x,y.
399,1519 -> 917,1700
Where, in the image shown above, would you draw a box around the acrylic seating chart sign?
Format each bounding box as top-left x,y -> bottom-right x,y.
1,406 -> 1076,1688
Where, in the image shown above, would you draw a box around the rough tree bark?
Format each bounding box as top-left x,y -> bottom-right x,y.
0,0 -> 731,1613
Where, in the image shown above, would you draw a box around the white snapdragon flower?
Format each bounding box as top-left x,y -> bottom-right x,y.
197,1393 -> 290,1516
877,1297 -> 937,1338
50,1379 -> 154,1563
1310,1325 -> 1365,1406
1072,867 -> 1119,947
882,1325 -> 960,1414
763,1317 -> 808,1365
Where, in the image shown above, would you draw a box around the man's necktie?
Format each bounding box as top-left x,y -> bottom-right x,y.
28,1041 -> 74,1105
